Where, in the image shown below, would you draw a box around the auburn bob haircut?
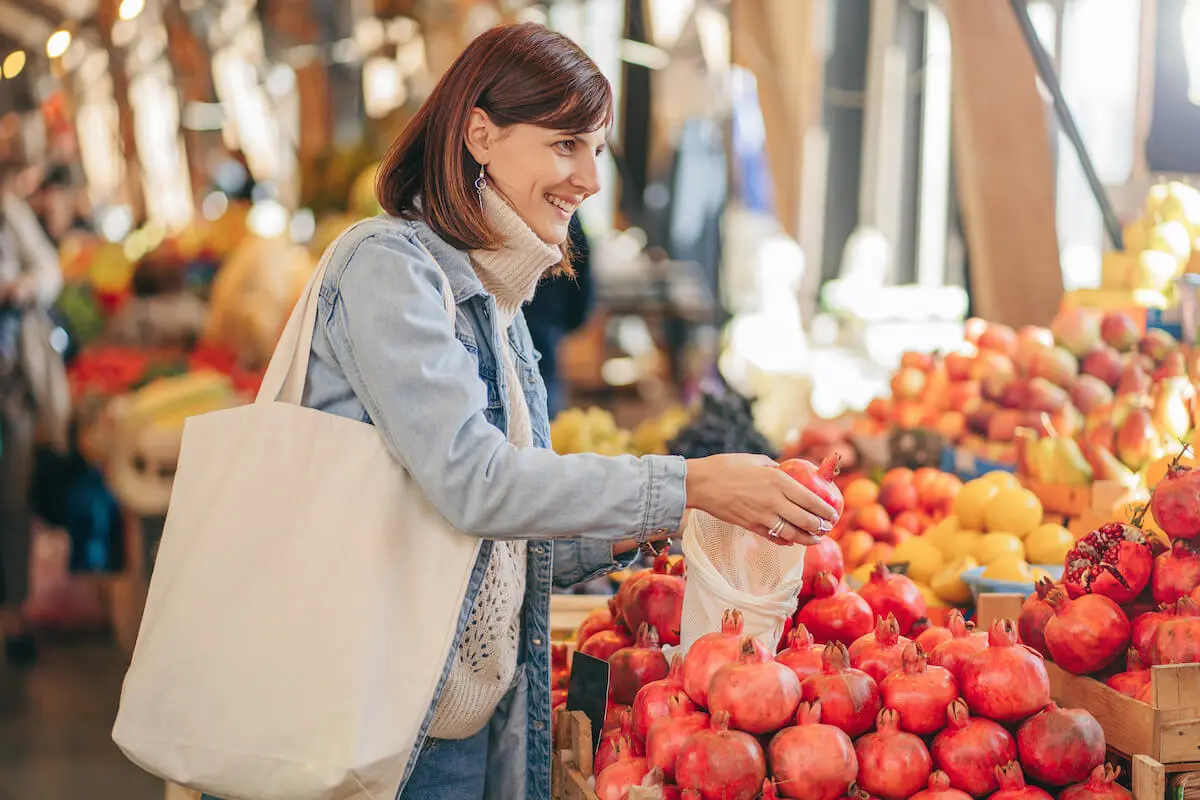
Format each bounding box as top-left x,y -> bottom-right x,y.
376,23 -> 613,274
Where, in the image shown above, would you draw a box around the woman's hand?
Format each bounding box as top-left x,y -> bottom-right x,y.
684,454 -> 838,546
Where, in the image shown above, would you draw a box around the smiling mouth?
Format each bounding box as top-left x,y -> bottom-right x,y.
545,194 -> 578,215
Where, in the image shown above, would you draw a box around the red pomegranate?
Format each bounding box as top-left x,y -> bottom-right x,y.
959,619 -> 1050,723
800,536 -> 846,602
854,708 -> 933,800
928,610 -> 988,680
577,598 -> 619,647
909,772 -> 972,800
1131,601 -> 1182,663
674,711 -> 767,800
879,642 -> 957,735
1106,650 -> 1150,697
799,642 -> 882,738
916,623 -> 953,655
1148,595 -> 1200,664
594,755 -> 649,800
990,762 -> 1053,800
1043,589 -> 1131,674
931,698 -> 1018,796
645,695 -> 710,782
1059,765 -> 1132,800
1152,540 -> 1200,604
581,627 -> 634,662
797,572 -> 874,646
709,637 -> 802,734
779,454 -> 846,518
857,562 -> 927,635
609,623 -> 670,705
604,704 -> 633,733
637,766 -> 682,800
681,609 -> 770,708
1016,701 -> 1106,786
776,624 -> 825,684
595,733 -> 635,776
624,551 -> 686,646
767,701 -> 858,800
632,653 -> 695,745
1017,577 -> 1057,658
1150,458 -> 1200,541
1063,522 -> 1155,604
848,613 -> 912,683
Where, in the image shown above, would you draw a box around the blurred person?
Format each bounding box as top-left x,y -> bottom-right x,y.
202,23 -> 836,800
29,163 -> 90,245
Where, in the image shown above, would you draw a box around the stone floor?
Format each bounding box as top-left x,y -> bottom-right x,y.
0,631 -> 162,800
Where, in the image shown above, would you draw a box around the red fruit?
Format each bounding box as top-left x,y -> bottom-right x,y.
780,454 -> 846,519
595,733 -> 636,776
669,557 -> 686,577
1082,347 -> 1125,388
1148,595 -> 1200,664
1131,601 -> 1181,664
799,536 -> 846,601
848,613 -> 912,683
880,642 -> 958,735
594,755 -> 649,800
604,703 -> 633,733
916,624 -> 953,654
960,619 -> 1050,723
909,772 -> 972,800
991,762 -> 1053,800
799,642 -> 882,738
1150,459 -> 1200,541
637,766 -> 681,800
1101,312 -> 1140,352
1153,540 -> 1200,604
776,624 -> 825,684
709,637 -> 802,734
1059,765 -> 1131,800
1063,523 -> 1155,604
675,711 -> 767,800
583,627 -> 635,661
857,562 -> 927,635
632,653 -> 695,745
979,324 -> 1018,356
1106,650 -> 1150,697
879,482 -> 919,517
552,688 -> 567,707
767,701 -> 858,800
577,598 -> 619,646
682,609 -> 770,708
624,551 -> 686,646
797,572 -> 874,645
1017,578 -> 1057,658
1016,701 -> 1105,786
854,708 -> 932,800
1043,589 -> 1130,674
645,695 -> 710,782
928,610 -> 988,680
609,623 -> 670,705
931,698 -> 1018,796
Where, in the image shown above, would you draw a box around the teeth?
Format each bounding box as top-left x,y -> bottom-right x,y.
545,194 -> 575,213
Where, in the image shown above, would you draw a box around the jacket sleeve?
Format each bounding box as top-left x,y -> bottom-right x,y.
3,192 -> 62,307
319,228 -> 687,542
552,539 -> 638,588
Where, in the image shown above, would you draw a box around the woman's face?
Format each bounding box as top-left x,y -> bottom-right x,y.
466,111 -> 606,244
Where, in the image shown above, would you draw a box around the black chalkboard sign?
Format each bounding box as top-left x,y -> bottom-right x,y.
566,651 -> 610,754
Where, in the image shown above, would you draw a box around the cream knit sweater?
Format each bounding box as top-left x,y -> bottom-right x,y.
427,186 -> 562,739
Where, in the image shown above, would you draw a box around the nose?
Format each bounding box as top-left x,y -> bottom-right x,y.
572,152 -> 602,198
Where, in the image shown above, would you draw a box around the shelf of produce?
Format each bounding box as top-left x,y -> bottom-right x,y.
550,595 -> 611,641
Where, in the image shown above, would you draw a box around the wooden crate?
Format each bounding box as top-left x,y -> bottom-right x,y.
553,709 -> 599,800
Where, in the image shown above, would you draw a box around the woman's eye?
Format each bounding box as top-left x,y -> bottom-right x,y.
554,140 -> 576,154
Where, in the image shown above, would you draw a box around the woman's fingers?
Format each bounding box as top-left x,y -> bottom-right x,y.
775,501 -> 824,536
777,472 -> 838,522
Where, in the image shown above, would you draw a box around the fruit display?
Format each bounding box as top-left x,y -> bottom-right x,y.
1111,180 -> 1200,301
550,405 -> 691,456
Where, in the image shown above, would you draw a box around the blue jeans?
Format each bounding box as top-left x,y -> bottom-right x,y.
400,724 -> 491,800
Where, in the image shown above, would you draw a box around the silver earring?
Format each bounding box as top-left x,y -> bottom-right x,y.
475,165 -> 487,211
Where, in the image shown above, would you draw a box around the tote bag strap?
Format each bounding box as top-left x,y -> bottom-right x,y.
256,222 -> 458,406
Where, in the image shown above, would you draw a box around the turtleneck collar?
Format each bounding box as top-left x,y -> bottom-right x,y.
469,185 -> 562,326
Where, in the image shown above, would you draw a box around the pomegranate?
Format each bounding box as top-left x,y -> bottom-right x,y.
776,624 -> 825,684
930,698 -> 1018,796
928,610 -> 988,680
1148,595 -> 1200,664
674,711 -> 767,800
1059,765 -> 1131,800
610,623 -> 670,705
916,622 -> 953,654
990,762 -> 1053,800
1043,589 -> 1131,674
1150,458 -> 1200,541
595,733 -> 636,776
1131,601 -> 1181,663
582,627 -> 634,661
632,654 -> 695,745
797,572 -> 874,646
909,772 -> 972,800
879,642 -> 957,735
1063,522 -> 1155,604
1106,650 -> 1150,697
645,695 -> 710,782
800,536 -> 846,601
799,642 -> 882,738
1152,540 -> 1200,604
594,755 -> 649,800
960,619 -> 1050,723
637,766 -> 682,800
854,708 -> 933,800
857,562 -> 927,635
681,609 -> 770,708
624,551 -> 686,646
848,613 -> 912,683
709,637 -> 802,734
604,704 -> 633,733
1017,578 -> 1057,658
767,701 -> 858,800
577,598 -> 619,646
779,454 -> 846,518
1016,701 -> 1105,786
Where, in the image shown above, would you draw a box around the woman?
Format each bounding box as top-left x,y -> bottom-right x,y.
280,23 -> 833,800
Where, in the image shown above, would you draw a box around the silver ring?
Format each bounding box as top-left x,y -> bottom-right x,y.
769,517 -> 786,538
819,519 -> 832,533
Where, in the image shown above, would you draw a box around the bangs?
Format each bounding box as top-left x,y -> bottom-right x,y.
532,75 -> 614,135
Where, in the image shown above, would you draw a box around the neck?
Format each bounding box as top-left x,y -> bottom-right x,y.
469,186 -> 561,324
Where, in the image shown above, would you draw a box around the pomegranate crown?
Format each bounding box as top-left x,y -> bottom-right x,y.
818,452 -> 842,481
795,700 -> 822,726
901,641 -> 927,672
928,772 -> 952,791
1088,764 -> 1121,785
812,571 -> 841,597
1045,587 -> 1071,612
720,608 -> 745,635
665,693 -> 691,717
651,549 -> 671,573
821,640 -> 851,671
993,761 -> 1026,789
874,613 -> 901,644
788,624 -> 815,649
710,710 -> 732,732
987,618 -> 1020,647
870,561 -> 894,581
738,636 -> 762,662
947,609 -> 969,637
667,652 -> 685,680
945,697 -> 970,728
639,766 -> 666,789
760,778 -> 780,800
876,707 -> 901,730
1177,596 -> 1200,617
635,623 -> 661,649
1034,576 -> 1056,600
1126,648 -> 1145,671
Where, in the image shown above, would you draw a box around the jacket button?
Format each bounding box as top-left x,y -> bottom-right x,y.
654,528 -> 669,535
532,637 -> 543,646
533,721 -> 545,731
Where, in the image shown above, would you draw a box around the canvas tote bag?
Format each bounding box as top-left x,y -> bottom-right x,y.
112,224 -> 482,800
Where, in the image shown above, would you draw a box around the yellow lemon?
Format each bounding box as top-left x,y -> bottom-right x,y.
1025,523 -> 1075,565
974,532 -> 1026,564
983,488 -> 1044,536
980,471 -> 1021,489
926,516 -> 960,555
932,556 -> 978,604
947,529 -> 983,560
891,537 -> 945,585
916,582 -> 950,608
850,562 -> 875,586
954,480 -> 1000,530
982,555 -> 1034,582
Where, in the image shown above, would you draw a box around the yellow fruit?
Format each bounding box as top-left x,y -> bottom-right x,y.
926,516 -> 960,554
916,582 -> 949,608
974,532 -> 1026,564
954,480 -> 1000,529
850,562 -> 875,586
983,488 -> 1044,536
980,471 -> 1021,489
932,556 -> 978,605
947,529 -> 983,560
891,538 -> 945,585
1031,567 -> 1053,583
1025,523 -> 1075,565
983,555 -> 1034,582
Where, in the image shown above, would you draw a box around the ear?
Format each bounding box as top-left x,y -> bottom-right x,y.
464,108 -> 496,166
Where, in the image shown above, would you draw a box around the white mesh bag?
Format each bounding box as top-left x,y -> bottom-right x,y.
679,511 -> 807,654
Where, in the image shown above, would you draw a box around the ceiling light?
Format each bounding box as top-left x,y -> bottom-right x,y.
118,0 -> 145,20
2,51 -> 25,79
47,30 -> 72,58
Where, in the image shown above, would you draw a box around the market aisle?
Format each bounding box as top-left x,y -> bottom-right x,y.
0,632 -> 161,800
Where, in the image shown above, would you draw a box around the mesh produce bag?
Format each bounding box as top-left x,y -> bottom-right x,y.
679,511 -> 807,654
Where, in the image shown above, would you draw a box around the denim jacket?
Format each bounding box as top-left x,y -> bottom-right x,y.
300,216 -> 688,799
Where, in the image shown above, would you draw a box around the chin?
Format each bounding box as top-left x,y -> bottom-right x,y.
535,220 -> 570,245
